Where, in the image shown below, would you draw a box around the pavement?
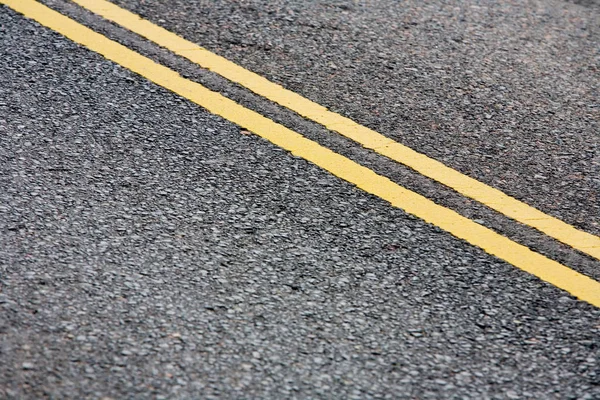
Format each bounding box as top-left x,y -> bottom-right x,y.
0,0 -> 599,399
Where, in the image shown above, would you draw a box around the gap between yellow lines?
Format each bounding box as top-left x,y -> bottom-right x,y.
4,0 -> 599,308
68,0 -> 600,261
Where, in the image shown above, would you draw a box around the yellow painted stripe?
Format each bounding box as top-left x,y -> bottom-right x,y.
5,0 -> 599,308
68,0 -> 600,261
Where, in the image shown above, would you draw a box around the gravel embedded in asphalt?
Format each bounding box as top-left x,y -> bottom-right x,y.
1,3 -> 599,400
31,0 -> 600,284
109,0 -> 600,237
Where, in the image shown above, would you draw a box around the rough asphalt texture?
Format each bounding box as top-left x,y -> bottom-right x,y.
36,0 -> 600,283
0,2 -> 599,400
110,0 -> 600,237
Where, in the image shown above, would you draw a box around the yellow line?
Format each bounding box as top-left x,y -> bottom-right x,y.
67,0 -> 600,261
4,0 -> 600,308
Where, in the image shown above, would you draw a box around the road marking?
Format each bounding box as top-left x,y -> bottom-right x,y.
4,0 -> 600,308
67,0 -> 600,261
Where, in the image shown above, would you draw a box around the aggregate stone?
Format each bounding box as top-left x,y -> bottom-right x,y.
0,5 -> 599,400
110,0 -> 600,237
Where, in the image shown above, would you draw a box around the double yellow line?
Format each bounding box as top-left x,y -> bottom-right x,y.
4,0 -> 599,306
69,0 -> 600,263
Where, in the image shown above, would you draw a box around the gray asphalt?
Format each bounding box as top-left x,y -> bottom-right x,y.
108,0 -> 600,237
1,1 -> 599,399
37,0 -> 600,281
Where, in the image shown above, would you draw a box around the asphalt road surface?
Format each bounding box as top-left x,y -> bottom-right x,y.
1,0 -> 599,399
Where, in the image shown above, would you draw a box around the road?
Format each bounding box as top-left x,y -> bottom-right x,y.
0,0 -> 599,398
